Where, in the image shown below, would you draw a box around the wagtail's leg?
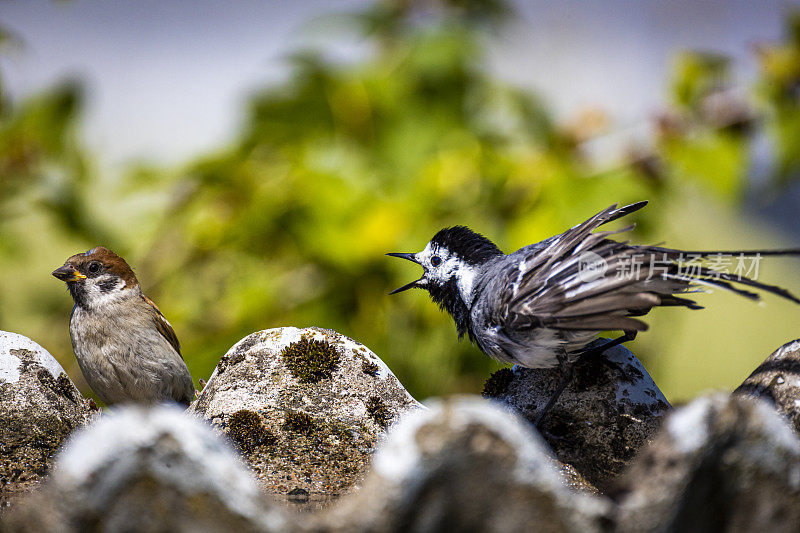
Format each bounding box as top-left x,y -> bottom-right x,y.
534,331 -> 638,429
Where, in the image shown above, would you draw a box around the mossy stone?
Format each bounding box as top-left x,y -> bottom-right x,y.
281,336 -> 340,384
482,367 -> 514,398
226,409 -> 276,453
366,396 -> 391,427
283,410 -> 317,435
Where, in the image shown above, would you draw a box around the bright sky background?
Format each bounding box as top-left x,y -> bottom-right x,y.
1,0 -> 795,170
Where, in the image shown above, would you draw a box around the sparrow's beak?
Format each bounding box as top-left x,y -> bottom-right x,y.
52,265 -> 86,282
386,252 -> 425,294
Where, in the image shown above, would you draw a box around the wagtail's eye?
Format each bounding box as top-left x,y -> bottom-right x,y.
87,262 -> 101,274
431,256 -> 442,267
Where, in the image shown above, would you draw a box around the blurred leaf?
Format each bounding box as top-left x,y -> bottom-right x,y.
756,11 -> 800,184
662,132 -> 747,198
671,51 -> 730,111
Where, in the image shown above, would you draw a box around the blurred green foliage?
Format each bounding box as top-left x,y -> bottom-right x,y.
1,1 -> 799,402
756,13 -> 800,184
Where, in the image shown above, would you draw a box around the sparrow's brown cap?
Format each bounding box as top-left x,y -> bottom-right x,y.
52,246 -> 138,287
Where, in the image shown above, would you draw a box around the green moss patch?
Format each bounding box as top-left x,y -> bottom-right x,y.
282,335 -> 340,383
482,368 -> 515,398
227,410 -> 276,453
366,396 -> 392,427
361,360 -> 380,376
283,410 -> 317,436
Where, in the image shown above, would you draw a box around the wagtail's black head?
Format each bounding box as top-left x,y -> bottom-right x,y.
387,226 -> 503,337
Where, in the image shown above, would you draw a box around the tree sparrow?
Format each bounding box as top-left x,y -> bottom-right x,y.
52,247 -> 195,406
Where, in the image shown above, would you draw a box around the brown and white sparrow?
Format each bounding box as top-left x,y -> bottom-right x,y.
52,247 -> 194,406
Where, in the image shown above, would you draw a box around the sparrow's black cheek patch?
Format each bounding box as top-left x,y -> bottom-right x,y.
98,278 -> 118,293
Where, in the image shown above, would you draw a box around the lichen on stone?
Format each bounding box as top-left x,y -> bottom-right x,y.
226,409 -> 276,453
0,332 -> 95,509
216,352 -> 245,376
366,396 -> 391,427
36,370 -> 81,404
283,410 -> 316,435
189,327 -> 422,499
281,335 -> 340,384
482,368 -> 515,398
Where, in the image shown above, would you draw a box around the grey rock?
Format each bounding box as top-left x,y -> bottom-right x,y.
483,341 -> 670,490
318,395 -> 612,533
0,331 -> 96,511
734,339 -> 800,433
3,405 -> 290,532
189,327 -> 421,501
616,393 -> 800,533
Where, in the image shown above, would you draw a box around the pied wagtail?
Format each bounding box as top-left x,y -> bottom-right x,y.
388,201 -> 800,425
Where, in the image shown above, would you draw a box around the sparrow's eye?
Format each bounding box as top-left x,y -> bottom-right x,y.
430,256 -> 442,267
87,262 -> 101,274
